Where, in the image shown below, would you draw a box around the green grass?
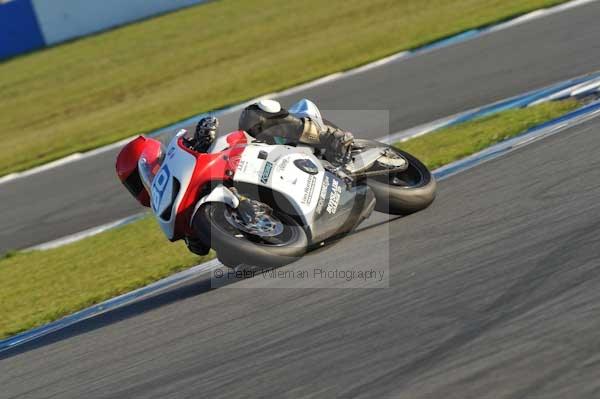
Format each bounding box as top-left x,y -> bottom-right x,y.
0,216 -> 209,339
396,100 -> 581,170
0,99 -> 581,340
0,0 -> 569,176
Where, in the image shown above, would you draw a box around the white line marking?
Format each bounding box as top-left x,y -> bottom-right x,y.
487,0 -> 598,34
0,257 -> 223,351
0,137 -> 136,185
26,213 -> 146,251
433,101 -> 600,180
381,72 -> 600,143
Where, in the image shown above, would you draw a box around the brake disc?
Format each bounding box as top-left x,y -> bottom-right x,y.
226,210 -> 284,237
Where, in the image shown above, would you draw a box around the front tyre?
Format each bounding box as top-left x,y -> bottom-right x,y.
193,203 -> 308,269
368,148 -> 436,215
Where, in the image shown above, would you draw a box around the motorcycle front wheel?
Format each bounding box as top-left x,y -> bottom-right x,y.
193,203 -> 308,269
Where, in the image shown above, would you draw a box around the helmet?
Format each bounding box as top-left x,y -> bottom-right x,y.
239,100 -> 287,137
116,136 -> 163,207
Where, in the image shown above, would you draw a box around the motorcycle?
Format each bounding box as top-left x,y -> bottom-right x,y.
138,99 -> 436,268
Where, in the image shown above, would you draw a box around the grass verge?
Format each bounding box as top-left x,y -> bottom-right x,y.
0,0 -> 569,176
0,217 -> 209,339
0,99 -> 581,340
396,100 -> 581,170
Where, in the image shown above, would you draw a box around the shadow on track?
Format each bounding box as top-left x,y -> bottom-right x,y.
0,276 -> 218,360
0,213 -> 401,360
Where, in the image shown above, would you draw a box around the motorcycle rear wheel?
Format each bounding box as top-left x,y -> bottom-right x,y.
367,148 -> 436,215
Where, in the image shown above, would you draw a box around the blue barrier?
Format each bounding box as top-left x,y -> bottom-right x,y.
0,0 -> 207,60
0,0 -> 45,60
31,0 -> 207,46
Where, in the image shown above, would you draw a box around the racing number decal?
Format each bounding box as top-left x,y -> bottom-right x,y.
327,178 -> 342,214
316,175 -> 343,215
151,165 -> 170,212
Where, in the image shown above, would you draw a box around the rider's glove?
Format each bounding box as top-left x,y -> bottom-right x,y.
193,116 -> 219,152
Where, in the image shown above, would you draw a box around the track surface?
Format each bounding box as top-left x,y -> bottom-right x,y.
2,1 -> 600,252
2,115 -> 600,398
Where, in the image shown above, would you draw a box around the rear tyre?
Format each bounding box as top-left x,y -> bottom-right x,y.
193,203 -> 308,269
368,148 -> 436,215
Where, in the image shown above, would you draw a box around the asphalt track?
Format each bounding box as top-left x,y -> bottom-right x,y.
2,1 -> 600,252
2,110 -> 600,398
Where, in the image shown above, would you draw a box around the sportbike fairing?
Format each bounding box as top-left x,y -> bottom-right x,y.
232,143 -> 373,243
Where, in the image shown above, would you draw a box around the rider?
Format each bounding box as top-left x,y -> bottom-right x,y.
189,99 -> 354,165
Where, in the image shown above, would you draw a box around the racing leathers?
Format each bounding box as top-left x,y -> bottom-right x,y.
190,100 -> 353,164
238,100 -> 354,165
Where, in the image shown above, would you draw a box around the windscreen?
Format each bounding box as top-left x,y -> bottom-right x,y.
138,145 -> 165,194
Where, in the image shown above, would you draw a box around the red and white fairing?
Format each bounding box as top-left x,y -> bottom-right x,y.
148,128 -> 334,242
232,143 -> 325,218
148,129 -> 250,240
146,99 -> 369,244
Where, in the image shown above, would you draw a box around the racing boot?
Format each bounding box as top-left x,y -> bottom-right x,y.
184,235 -> 211,256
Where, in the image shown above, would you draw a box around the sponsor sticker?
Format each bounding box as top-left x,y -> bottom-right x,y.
302,174 -> 317,205
261,161 -> 273,184
237,160 -> 248,174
